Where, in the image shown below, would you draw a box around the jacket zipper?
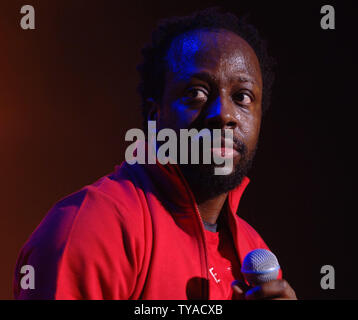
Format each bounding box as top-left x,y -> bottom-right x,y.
171,164 -> 210,299
192,199 -> 210,299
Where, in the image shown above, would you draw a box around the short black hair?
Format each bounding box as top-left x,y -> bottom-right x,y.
137,7 -> 275,127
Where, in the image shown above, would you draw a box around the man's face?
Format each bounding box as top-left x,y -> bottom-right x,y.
153,29 -> 263,198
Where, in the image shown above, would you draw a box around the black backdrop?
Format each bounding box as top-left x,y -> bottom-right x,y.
0,0 -> 356,299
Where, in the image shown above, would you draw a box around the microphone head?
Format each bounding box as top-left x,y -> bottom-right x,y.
241,249 -> 280,286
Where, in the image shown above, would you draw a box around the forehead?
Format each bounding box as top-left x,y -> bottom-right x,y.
165,29 -> 262,86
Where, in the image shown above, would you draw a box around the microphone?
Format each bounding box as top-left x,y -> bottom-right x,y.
241,249 -> 280,286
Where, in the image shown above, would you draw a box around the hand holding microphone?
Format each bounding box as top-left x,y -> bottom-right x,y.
232,249 -> 297,300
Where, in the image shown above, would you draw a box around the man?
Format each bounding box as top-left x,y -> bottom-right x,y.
14,8 -> 296,300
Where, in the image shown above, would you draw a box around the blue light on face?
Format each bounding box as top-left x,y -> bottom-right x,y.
164,30 -> 224,128
165,32 -> 202,78
205,96 -> 222,120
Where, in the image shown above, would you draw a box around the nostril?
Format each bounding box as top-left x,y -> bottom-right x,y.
226,121 -> 237,129
205,118 -> 237,130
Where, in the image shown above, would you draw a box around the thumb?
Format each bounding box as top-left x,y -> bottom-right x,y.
231,280 -> 250,300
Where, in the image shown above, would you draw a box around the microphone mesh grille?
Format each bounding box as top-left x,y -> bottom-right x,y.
241,249 -> 280,286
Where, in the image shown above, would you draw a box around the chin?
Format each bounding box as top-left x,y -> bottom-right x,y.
178,162 -> 248,200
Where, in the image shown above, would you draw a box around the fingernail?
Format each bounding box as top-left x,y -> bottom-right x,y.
231,280 -> 240,287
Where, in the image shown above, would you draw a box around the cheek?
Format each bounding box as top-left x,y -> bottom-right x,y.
159,100 -> 200,131
237,113 -> 261,150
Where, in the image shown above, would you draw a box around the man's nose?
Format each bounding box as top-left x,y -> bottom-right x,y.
204,96 -> 238,130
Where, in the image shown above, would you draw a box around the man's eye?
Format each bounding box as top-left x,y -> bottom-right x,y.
234,92 -> 252,105
184,88 -> 208,100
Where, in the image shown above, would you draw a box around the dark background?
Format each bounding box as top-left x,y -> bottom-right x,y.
0,0 -> 356,299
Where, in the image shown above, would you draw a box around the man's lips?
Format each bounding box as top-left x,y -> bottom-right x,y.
209,137 -> 241,158
211,147 -> 239,158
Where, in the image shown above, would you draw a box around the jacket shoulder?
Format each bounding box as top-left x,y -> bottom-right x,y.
14,167 -> 149,299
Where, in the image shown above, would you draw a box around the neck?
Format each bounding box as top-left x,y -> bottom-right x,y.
196,192 -> 228,225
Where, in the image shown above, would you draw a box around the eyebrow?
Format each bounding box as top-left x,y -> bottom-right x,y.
189,72 -> 257,86
235,75 -> 257,85
190,72 -> 217,84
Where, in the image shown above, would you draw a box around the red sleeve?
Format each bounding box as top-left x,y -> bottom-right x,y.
14,186 -> 146,299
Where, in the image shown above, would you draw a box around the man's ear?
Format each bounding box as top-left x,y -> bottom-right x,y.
146,98 -> 160,122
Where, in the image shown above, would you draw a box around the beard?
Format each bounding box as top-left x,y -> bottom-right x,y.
178,139 -> 256,203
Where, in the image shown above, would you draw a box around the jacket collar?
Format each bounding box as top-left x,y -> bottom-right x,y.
141,161 -> 251,267
142,161 -> 250,216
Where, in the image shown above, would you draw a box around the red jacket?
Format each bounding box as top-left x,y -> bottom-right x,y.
14,161 -> 275,299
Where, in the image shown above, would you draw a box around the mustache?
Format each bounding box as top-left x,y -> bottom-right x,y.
197,130 -> 247,155
218,132 -> 247,155
232,136 -> 247,155
177,126 -> 248,156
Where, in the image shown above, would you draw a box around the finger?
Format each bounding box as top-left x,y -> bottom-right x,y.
245,280 -> 297,300
232,285 -> 244,300
232,279 -> 251,292
231,280 -> 249,300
